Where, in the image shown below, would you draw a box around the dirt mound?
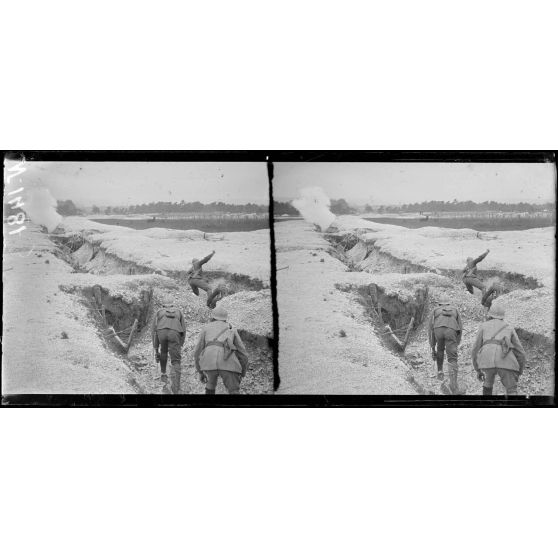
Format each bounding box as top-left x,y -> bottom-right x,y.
334,215 -> 554,288
3,226 -> 137,394
276,220 -> 554,396
57,216 -> 271,284
500,287 -> 555,342
218,290 -> 273,342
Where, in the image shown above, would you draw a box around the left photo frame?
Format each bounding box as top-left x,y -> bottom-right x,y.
2,152 -> 276,404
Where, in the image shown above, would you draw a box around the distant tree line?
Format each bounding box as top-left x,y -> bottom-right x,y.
330,199 -> 355,215
112,200 -> 268,215
375,200 -> 555,214
274,199 -> 554,215
273,201 -> 299,215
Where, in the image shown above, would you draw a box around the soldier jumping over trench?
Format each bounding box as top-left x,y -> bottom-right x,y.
152,295 -> 186,394
428,293 -> 464,395
461,248 -> 490,295
187,250 -> 223,309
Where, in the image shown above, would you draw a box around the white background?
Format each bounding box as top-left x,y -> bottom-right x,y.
1,2 -> 557,558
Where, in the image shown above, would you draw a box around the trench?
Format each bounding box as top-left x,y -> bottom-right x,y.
329,232 -> 442,393
336,281 -> 436,394
52,232 -> 274,394
327,233 -> 543,290
329,231 -> 554,395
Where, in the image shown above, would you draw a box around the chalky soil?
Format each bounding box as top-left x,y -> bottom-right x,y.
275,218 -> 554,396
3,220 -> 273,395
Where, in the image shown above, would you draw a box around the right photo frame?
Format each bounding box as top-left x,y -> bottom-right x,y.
271,153 -> 556,402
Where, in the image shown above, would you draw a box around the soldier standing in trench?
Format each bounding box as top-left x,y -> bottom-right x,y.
461,248 -> 490,295
194,305 -> 249,394
471,300 -> 526,396
187,250 -> 222,308
428,293 -> 464,395
152,295 -> 186,394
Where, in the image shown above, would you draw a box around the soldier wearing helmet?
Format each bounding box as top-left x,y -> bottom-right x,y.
428,293 -> 464,394
151,293 -> 186,394
193,305 -> 249,394
187,250 -> 222,308
461,249 -> 490,295
471,300 -> 526,396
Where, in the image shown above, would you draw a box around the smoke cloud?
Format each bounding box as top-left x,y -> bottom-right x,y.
4,157 -> 63,232
23,188 -> 63,232
292,187 -> 336,232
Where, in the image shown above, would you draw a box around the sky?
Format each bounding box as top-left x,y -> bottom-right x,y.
4,160 -> 269,207
274,162 -> 556,205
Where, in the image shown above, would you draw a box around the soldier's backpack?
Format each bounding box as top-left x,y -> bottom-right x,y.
204,324 -> 249,373
481,324 -> 510,354
156,306 -> 181,325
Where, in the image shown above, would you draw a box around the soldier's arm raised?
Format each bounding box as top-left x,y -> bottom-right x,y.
473,249 -> 490,265
199,251 -> 215,265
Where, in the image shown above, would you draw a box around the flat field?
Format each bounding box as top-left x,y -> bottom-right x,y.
362,216 -> 555,231
91,216 -> 269,233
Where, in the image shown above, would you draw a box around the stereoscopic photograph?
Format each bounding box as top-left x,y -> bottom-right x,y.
3,152 -> 556,404
273,160 -> 555,396
3,157 -> 273,396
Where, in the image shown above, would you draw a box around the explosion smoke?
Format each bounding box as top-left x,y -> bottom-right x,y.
23,188 -> 62,232
4,157 -> 63,232
292,187 -> 336,232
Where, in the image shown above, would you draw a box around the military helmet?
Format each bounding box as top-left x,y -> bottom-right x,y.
212,305 -> 228,321
437,293 -> 451,305
488,300 -> 506,320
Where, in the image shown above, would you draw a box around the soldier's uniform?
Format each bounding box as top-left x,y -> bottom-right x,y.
188,251 -> 221,308
471,301 -> 526,396
428,294 -> 463,394
152,301 -> 186,394
481,281 -> 503,310
194,305 -> 249,395
462,250 -> 489,294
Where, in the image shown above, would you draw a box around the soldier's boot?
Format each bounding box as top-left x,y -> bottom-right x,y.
205,388 -> 216,395
434,350 -> 445,380
449,364 -> 464,395
170,364 -> 181,395
160,360 -> 168,384
206,288 -> 219,309
482,386 -> 493,396
436,362 -> 445,381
